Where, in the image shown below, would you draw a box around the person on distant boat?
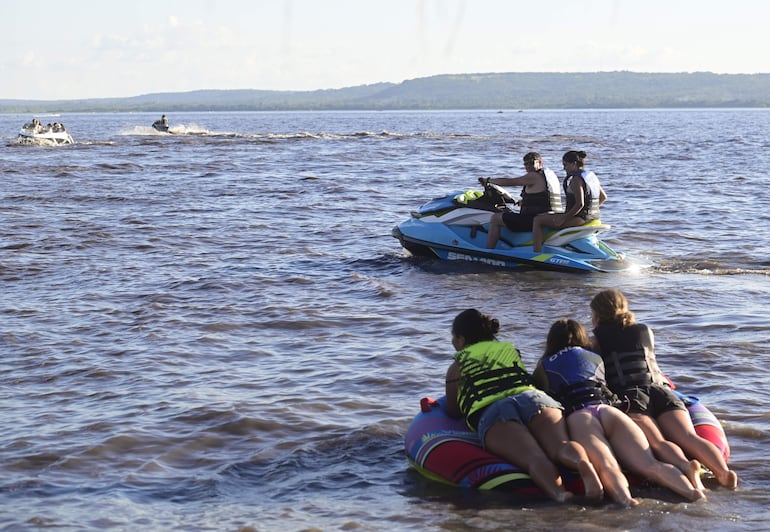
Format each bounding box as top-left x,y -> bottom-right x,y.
444,308 -> 603,503
533,318 -> 706,505
589,288 -> 738,489
531,150 -> 606,252
481,151 -> 563,249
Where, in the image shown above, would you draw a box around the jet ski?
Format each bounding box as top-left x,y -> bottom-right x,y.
392,181 -> 649,273
152,118 -> 170,133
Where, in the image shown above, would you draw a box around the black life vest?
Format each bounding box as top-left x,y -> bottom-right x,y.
520,167 -> 563,216
592,323 -> 668,391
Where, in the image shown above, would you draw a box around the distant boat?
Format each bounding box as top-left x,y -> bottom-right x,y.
17,122 -> 73,145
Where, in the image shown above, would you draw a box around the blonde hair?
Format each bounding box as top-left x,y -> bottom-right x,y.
590,289 -> 636,328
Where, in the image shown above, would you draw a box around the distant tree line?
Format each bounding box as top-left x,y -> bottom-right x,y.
2,72 -> 770,113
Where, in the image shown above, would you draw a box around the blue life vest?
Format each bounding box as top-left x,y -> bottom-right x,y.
538,346 -> 615,413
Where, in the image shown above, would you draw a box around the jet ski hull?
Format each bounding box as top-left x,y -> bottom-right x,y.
393,189 -> 649,273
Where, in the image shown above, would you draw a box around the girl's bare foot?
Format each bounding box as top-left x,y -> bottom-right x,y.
687,459 -> 706,491
718,469 -> 738,489
577,460 -> 604,500
620,497 -> 641,508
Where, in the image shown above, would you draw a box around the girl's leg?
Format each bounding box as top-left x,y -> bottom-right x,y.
484,420 -> 572,502
601,408 -> 705,501
658,409 -> 738,489
567,410 -> 638,506
531,214 -> 550,252
630,412 -> 706,491
486,212 -> 504,249
528,406 -> 604,500
532,215 -> 585,252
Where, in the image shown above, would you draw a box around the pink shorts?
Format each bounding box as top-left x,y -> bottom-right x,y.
579,403 -> 608,420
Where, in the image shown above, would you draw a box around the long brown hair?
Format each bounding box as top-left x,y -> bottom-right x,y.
544,318 -> 592,356
590,289 -> 636,328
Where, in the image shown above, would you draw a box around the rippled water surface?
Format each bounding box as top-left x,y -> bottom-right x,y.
1,110 -> 769,530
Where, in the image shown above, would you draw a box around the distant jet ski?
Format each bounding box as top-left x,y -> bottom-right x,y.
152,115 -> 171,133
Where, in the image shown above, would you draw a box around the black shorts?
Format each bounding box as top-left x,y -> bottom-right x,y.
502,211 -> 535,232
617,384 -> 686,417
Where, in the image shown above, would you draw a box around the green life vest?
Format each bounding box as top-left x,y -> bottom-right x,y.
454,341 -> 534,431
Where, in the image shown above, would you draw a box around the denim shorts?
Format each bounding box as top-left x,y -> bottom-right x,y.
476,389 -> 563,446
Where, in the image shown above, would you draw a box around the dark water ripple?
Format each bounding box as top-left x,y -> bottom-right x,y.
1,110 -> 769,530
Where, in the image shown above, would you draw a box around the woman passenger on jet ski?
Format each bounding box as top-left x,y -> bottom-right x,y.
481,151 -> 562,249
531,150 -> 607,252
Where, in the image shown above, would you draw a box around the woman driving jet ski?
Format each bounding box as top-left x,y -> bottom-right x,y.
481,151 -> 562,249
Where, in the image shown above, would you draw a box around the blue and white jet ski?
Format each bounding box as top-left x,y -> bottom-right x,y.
392,182 -> 649,273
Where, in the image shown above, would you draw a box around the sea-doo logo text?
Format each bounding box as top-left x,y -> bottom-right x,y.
447,251 -> 506,267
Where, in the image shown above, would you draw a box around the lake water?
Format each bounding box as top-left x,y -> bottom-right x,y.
1,109 -> 768,531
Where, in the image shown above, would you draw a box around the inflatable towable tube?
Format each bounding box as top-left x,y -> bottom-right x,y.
404,392 -> 729,495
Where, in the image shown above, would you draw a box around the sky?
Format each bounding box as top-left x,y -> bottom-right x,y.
2,0 -> 769,101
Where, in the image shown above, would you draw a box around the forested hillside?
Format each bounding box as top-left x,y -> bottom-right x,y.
2,71 -> 769,113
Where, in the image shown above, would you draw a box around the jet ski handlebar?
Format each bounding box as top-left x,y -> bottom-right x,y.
477,177 -> 519,206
